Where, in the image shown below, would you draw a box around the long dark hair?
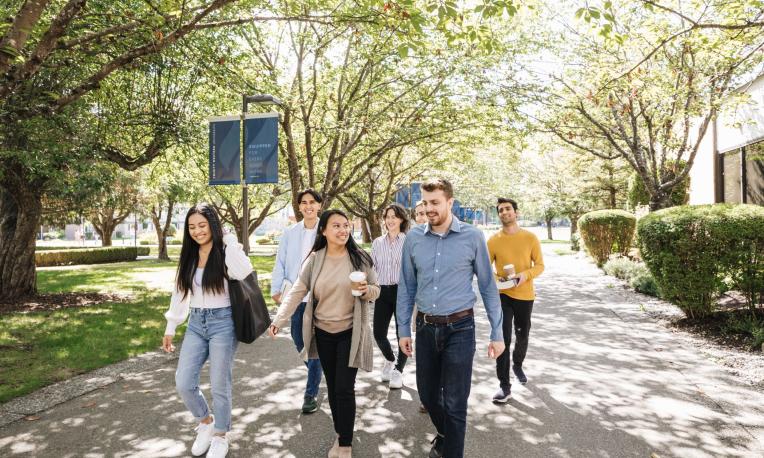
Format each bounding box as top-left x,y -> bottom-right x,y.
309,209 -> 373,271
383,203 -> 410,233
176,203 -> 227,300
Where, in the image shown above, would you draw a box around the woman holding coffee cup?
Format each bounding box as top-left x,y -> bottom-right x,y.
370,203 -> 410,389
269,209 -> 379,458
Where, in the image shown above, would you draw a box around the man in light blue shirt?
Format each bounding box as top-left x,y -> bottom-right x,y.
271,189 -> 323,414
397,179 -> 505,458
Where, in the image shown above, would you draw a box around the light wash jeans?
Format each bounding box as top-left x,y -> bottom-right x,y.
175,306 -> 238,433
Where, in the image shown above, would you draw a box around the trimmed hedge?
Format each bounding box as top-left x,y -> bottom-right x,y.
638,204 -> 764,319
137,246 -> 150,256
36,247 -> 145,267
579,210 -> 637,266
34,246 -> 83,251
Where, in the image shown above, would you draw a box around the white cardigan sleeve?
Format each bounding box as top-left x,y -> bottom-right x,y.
164,287 -> 190,336
223,233 -> 254,280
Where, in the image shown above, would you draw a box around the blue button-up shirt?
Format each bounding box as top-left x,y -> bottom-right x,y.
270,220 -> 317,296
396,216 -> 504,341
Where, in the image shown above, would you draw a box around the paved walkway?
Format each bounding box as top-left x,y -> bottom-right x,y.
1,246 -> 763,457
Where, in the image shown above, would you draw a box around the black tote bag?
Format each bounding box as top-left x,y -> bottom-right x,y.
228,271 -> 271,344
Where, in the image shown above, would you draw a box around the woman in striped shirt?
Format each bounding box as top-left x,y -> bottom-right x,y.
371,203 -> 410,389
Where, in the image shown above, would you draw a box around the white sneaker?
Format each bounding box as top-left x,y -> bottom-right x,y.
191,416 -> 215,456
207,435 -> 229,458
380,360 -> 395,382
389,368 -> 403,389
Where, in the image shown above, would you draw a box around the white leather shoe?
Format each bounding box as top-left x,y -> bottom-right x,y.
191,416 -> 214,456
207,435 -> 229,458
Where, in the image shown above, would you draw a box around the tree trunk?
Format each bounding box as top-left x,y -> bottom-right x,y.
649,190 -> 672,211
153,222 -> 169,261
363,213 -> 382,242
92,214 -> 115,246
545,216 -> 553,240
101,226 -> 113,246
608,167 -> 617,208
151,214 -> 169,261
0,183 -> 42,300
570,214 -> 579,236
361,218 -> 372,244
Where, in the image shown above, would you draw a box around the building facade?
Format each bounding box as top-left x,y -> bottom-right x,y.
690,75 -> 764,205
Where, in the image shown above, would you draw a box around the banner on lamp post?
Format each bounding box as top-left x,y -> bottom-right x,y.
394,182 -> 422,208
244,113 -> 279,184
209,116 -> 241,185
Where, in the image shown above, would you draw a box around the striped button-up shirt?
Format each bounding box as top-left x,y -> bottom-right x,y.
371,233 -> 406,285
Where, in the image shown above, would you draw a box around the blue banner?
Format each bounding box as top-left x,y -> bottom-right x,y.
395,185 -> 411,207
244,114 -> 279,184
394,182 -> 422,208
452,200 -> 462,219
209,117 -> 241,185
410,182 -> 422,206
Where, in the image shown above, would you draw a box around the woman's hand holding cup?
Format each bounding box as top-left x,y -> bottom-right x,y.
349,271 -> 367,296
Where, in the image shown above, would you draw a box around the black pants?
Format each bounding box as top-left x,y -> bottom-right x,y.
315,327 -> 358,447
496,294 -> 534,389
373,284 -> 408,372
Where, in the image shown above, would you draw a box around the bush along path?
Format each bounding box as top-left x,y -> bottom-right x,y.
0,245 -> 762,457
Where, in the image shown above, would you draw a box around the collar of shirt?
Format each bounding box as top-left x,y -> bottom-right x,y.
424,216 -> 462,237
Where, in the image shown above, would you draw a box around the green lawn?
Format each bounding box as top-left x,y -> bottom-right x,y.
0,255 -> 276,403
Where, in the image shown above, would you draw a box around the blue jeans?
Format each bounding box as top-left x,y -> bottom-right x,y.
175,307 -> 238,433
291,302 -> 322,398
415,314 -> 476,458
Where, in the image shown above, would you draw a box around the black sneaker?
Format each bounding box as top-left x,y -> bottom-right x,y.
513,365 -> 528,385
428,434 -> 445,458
492,386 -> 511,403
302,395 -> 318,414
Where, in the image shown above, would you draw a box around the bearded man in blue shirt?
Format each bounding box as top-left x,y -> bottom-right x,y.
397,178 -> 505,458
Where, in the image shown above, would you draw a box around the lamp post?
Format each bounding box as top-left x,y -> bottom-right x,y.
240,94 -> 283,254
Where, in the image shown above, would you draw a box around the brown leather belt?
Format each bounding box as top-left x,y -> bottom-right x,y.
417,308 -> 473,325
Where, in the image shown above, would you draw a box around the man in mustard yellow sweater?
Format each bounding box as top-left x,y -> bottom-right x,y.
487,197 -> 544,403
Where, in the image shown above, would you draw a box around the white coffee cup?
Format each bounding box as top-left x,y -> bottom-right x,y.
349,271 -> 367,296
503,264 -> 515,278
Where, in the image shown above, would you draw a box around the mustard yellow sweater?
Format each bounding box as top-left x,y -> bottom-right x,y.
487,228 -> 544,300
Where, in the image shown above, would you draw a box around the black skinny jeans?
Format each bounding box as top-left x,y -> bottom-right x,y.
496,294 -> 534,389
315,327 -> 358,447
373,284 -> 408,372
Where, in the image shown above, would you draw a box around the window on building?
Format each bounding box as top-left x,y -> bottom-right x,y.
722,150 -> 742,203
745,141 -> 764,205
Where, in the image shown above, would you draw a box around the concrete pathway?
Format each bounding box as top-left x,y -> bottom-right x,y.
1,246 -> 763,457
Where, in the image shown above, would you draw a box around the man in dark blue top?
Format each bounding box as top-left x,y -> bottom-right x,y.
397,178 -> 505,458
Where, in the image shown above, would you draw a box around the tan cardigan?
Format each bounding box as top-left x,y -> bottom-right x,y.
273,248 -> 380,372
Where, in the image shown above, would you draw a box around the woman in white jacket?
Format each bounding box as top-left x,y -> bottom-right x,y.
162,204 -> 252,458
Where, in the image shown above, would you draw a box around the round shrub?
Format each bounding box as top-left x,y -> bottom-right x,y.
579,210 -> 637,266
638,204 -> 764,319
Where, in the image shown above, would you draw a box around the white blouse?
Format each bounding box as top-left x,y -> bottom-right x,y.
164,234 -> 253,336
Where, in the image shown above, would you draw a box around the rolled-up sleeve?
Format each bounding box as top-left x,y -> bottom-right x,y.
474,235 -> 503,342
396,236 -> 417,338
